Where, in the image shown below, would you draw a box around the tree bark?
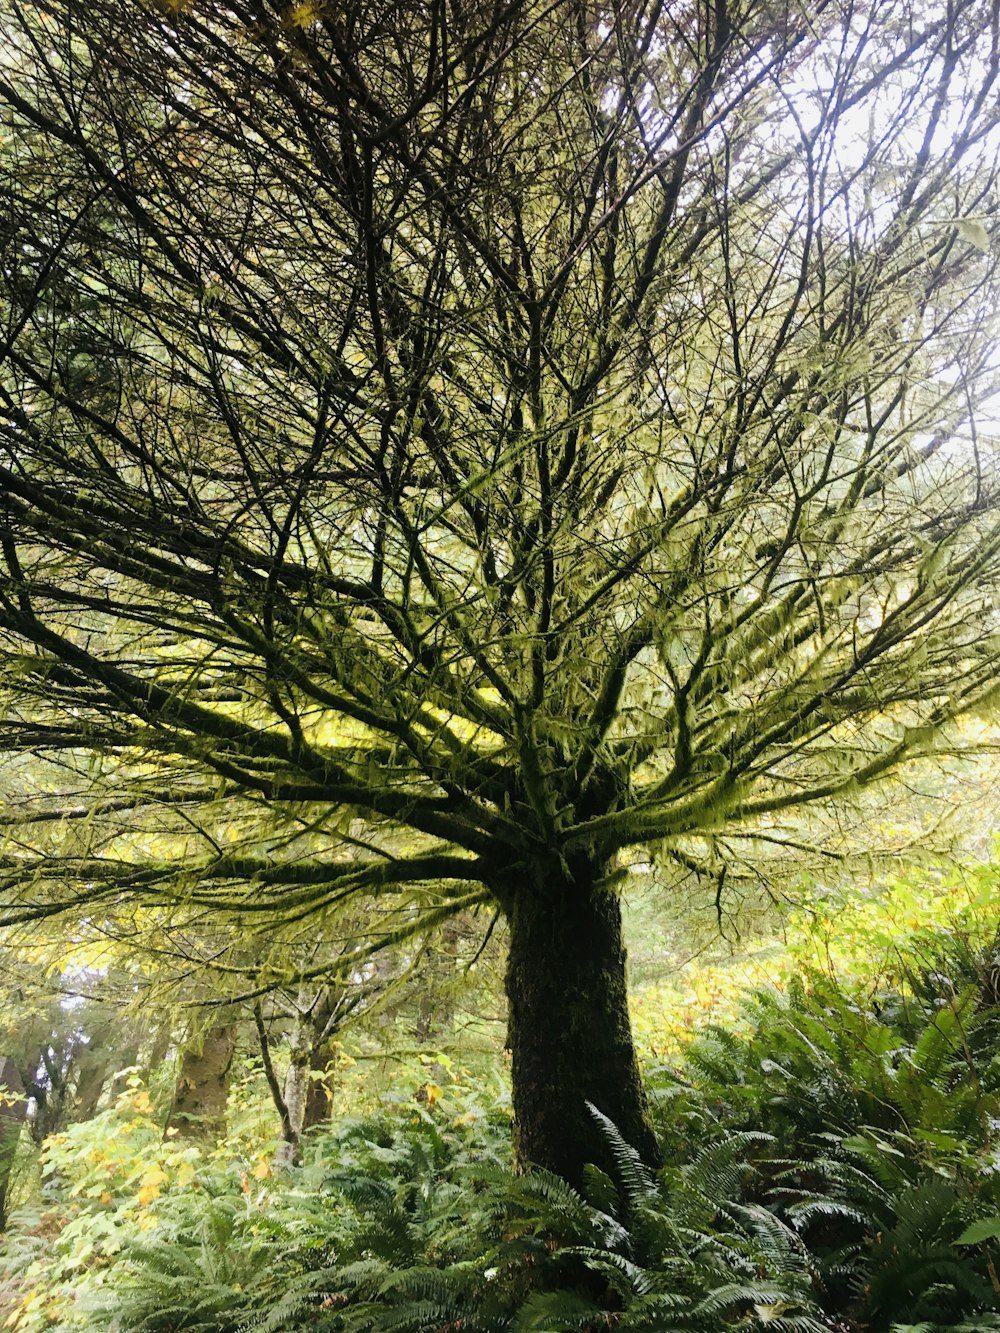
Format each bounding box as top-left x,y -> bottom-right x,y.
25,1042 -> 71,1143
302,1042 -> 332,1131
280,1054 -> 308,1163
168,1023 -> 236,1140
0,1057 -> 26,1231
505,867 -> 660,1188
257,995 -> 336,1165
276,1042 -> 331,1162
71,1040 -> 109,1122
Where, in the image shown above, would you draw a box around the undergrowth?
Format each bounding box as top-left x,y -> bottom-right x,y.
6,925 -> 1000,1331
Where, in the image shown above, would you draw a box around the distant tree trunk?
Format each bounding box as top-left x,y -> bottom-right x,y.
71,1040 -> 109,1122
414,914 -> 466,1043
267,990 -> 339,1164
168,1024 -> 237,1140
302,1041 -> 333,1130
137,1020 -> 172,1092
280,1053 -> 308,1163
299,986 -> 340,1134
275,1040 -> 332,1163
71,1061 -> 107,1122
0,1057 -> 26,1231
504,860 -> 660,1188
24,1042 -> 71,1143
105,1040 -> 141,1103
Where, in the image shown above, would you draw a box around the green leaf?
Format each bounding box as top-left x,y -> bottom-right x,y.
955,1216 -> 1000,1245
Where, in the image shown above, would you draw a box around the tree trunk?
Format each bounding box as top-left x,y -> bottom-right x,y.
505,868 -> 660,1187
277,1055 -> 307,1165
105,1041 -> 141,1103
71,1041 -> 109,1122
414,912 -> 465,1043
0,1057 -> 26,1231
273,1040 -> 331,1162
302,1042 -> 332,1131
168,1023 -> 236,1140
25,1042 -> 71,1143
142,1020 -> 172,1083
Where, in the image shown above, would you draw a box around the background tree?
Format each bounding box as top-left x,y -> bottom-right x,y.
252,909 -> 446,1160
0,955 -> 143,1142
0,1056 -> 25,1232
1,0 -> 1000,1184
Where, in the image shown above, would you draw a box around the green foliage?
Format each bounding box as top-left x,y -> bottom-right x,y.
0,1081 -> 232,1330
630,863 -> 999,1058
1,1075 -> 829,1332
9,924 -> 1000,1330
650,924 -> 1000,1330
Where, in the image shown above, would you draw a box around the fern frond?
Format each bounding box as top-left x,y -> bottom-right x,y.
693,1280 -> 819,1317
511,1289 -> 605,1331
586,1103 -> 659,1208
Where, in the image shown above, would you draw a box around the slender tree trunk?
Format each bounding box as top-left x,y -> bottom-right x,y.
276,1055 -> 307,1165
141,1021 -> 172,1085
25,1043 -> 71,1143
273,1040 -> 332,1163
0,1057 -> 26,1231
106,1041 -> 141,1102
258,993 -> 337,1166
414,913 -> 465,1043
505,865 -> 660,1187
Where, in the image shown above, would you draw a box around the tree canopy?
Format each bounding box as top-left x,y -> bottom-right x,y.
1,0 -> 1000,1180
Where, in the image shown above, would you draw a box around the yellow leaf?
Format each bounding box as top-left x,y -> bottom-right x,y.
251,1155 -> 272,1181
424,1082 -> 442,1107
175,1161 -> 196,1187
285,0 -> 323,25
99,1191 -> 113,1206
6,1289 -> 35,1327
135,1164 -> 169,1207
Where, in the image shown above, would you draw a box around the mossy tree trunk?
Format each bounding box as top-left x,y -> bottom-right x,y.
278,1033 -> 333,1163
504,861 -> 660,1187
71,1038 -> 109,1122
169,1023 -> 237,1140
257,987 -> 343,1165
25,1043 -> 71,1143
302,1044 -> 333,1131
0,1057 -> 26,1231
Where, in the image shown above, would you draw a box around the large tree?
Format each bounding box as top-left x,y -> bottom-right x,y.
1,0 -> 999,1183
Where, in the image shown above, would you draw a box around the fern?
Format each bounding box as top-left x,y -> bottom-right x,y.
585,1103 -> 659,1211
511,1290 -> 606,1331
64,924 -> 1000,1333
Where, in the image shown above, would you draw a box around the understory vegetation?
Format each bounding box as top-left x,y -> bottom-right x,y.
6,881 -> 1000,1332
